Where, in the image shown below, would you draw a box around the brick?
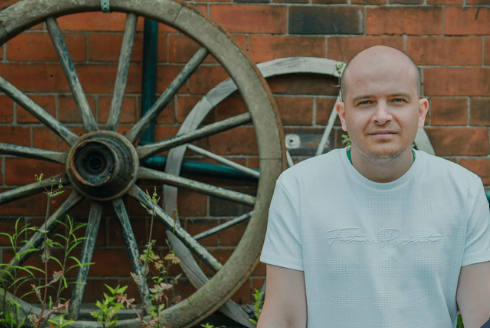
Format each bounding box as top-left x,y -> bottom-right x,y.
215,96 -> 246,121
0,193 -> 46,216
467,0 -> 490,4
460,158 -> 490,185
316,97 -> 339,125
275,96 -> 313,125
367,8 -> 442,35
0,126 -> 30,147
178,189 -> 208,217
201,249 -> 234,275
156,65 -> 188,95
177,95 -> 215,124
58,94 -> 96,123
313,0 -> 347,4
82,279 -> 119,303
17,95 -> 55,123
230,279 -> 252,305
208,127 -> 258,156
32,126 -> 84,151
57,12 -> 144,32
268,74 -> 339,96
5,158 -> 64,186
209,191 -> 255,217
88,249 -> 134,276
428,0 -> 460,4
485,38 -> 490,66
0,218 -> 25,246
445,8 -> 490,35
249,36 -> 325,63
0,63 -> 142,94
88,33 -> 167,62
425,68 -> 490,97
390,0 -> 422,3
153,126 -> 180,144
98,96 -> 137,124
328,36 -> 403,62
210,5 -> 287,34
289,7 -> 363,35
424,128 -> 488,156
352,0 -> 385,4
107,218 -> 147,247
407,37 -> 482,66
218,218 -> 248,246
431,98 -> 468,126
235,0 -> 269,3
188,66 -> 229,94
185,219 -> 218,246
155,97 -> 176,124
0,95 -> 14,123
7,32 -> 86,62
470,98 -> 490,126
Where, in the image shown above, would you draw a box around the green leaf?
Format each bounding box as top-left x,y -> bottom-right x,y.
54,233 -> 69,242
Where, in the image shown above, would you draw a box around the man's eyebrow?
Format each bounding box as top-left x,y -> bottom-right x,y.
351,93 -> 412,103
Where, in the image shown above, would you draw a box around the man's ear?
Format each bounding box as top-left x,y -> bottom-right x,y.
418,98 -> 429,128
336,101 -> 348,132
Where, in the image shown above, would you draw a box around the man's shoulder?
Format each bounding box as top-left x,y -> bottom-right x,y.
419,150 -> 481,186
277,149 -> 344,185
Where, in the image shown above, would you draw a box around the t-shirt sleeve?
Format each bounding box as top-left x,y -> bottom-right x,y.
260,177 -> 303,271
461,177 -> 490,267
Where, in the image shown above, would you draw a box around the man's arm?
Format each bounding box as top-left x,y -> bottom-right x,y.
257,264 -> 307,328
456,261 -> 490,328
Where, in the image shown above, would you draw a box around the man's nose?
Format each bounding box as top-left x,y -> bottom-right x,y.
373,101 -> 392,125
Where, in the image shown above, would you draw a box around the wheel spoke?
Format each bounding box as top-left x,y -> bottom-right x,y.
46,17 -> 97,133
0,76 -> 78,146
315,94 -> 340,156
105,13 -> 138,131
193,212 -> 253,240
125,47 -> 209,143
138,167 -> 255,206
112,198 -> 152,313
0,174 -> 69,205
5,191 -> 83,268
68,201 -> 103,320
187,144 -> 259,179
0,143 -> 67,164
137,112 -> 252,159
128,185 -> 222,272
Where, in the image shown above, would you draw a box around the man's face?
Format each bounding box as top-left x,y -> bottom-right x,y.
337,56 -> 428,161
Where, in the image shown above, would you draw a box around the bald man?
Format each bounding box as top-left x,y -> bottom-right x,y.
257,46 -> 490,328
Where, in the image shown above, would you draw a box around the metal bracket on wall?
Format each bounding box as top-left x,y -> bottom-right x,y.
100,0 -> 110,12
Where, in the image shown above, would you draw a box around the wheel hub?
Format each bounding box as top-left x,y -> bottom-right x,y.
66,131 -> 139,201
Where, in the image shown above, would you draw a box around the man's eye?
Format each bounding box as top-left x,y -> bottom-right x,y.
393,98 -> 405,103
359,100 -> 372,106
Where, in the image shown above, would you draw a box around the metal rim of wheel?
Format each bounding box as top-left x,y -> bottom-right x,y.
0,0 -> 286,327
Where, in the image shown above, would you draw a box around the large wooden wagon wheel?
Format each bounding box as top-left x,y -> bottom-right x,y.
0,0 -> 285,327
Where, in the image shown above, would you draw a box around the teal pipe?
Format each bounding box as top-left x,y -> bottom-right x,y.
140,18 -> 158,146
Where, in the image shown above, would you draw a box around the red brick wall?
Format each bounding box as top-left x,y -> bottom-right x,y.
0,0 -> 489,309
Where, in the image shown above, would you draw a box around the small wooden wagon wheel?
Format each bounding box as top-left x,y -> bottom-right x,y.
0,0 -> 285,327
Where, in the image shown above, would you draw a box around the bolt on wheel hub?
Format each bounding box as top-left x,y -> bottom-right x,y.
66,131 -> 139,201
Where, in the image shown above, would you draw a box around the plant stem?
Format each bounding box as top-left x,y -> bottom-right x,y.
36,193 -> 50,328
56,217 -> 70,305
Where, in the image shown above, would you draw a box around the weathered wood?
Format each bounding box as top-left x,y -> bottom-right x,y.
105,13 -> 138,132
128,185 -> 223,273
112,198 -> 152,314
193,212 -> 253,240
137,112 -> 252,159
0,143 -> 67,164
125,47 -> 209,143
0,76 -> 79,146
46,17 -> 98,133
187,144 -> 259,179
6,191 -> 84,269
68,201 -> 103,320
0,173 -> 70,205
316,94 -> 341,156
138,167 -> 255,206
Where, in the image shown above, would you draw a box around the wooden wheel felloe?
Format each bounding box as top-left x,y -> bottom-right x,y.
0,0 -> 285,327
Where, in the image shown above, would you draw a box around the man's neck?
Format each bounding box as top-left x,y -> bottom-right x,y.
349,146 -> 414,183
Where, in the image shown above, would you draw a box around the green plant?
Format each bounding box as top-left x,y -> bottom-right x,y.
248,288 -> 264,325
91,284 -> 127,328
341,134 -> 351,147
0,218 -> 43,328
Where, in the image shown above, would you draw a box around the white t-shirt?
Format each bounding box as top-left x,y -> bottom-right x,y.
260,148 -> 490,328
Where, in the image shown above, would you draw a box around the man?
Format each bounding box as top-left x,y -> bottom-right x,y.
257,45 -> 490,328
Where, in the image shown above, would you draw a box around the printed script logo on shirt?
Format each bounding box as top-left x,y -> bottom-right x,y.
326,228 -> 442,248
